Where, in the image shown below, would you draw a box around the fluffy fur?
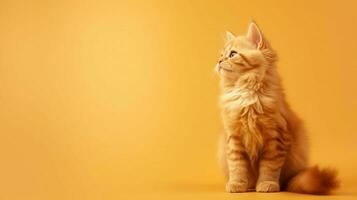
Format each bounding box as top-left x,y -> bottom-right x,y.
216,22 -> 339,194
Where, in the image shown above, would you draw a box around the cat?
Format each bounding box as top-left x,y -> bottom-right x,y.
216,21 -> 339,194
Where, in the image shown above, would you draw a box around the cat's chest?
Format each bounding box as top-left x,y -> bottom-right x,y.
220,88 -> 278,138
221,89 -> 264,121
221,90 -> 271,161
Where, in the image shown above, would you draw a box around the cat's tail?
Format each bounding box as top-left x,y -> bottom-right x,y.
286,165 -> 339,195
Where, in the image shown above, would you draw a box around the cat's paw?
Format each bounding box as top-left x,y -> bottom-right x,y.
256,181 -> 280,192
226,181 -> 249,193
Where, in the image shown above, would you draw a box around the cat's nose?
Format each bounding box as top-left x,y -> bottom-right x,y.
219,60 -> 223,64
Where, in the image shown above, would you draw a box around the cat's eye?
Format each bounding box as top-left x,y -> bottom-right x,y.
229,50 -> 238,58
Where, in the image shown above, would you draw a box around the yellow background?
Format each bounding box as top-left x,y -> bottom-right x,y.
0,0 -> 356,199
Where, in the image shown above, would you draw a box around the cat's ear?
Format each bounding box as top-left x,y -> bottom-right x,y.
225,31 -> 236,41
246,21 -> 265,49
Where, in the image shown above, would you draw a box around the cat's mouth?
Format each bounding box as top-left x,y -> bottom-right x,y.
219,65 -> 234,72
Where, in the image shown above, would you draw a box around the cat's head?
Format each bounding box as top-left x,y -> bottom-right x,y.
215,22 -> 277,86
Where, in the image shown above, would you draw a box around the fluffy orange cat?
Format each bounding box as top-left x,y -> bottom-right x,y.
216,22 -> 339,194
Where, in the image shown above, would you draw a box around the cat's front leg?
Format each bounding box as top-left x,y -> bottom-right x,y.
225,135 -> 250,193
256,134 -> 288,192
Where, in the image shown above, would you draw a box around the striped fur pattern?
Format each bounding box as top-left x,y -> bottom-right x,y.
216,22 -> 339,194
